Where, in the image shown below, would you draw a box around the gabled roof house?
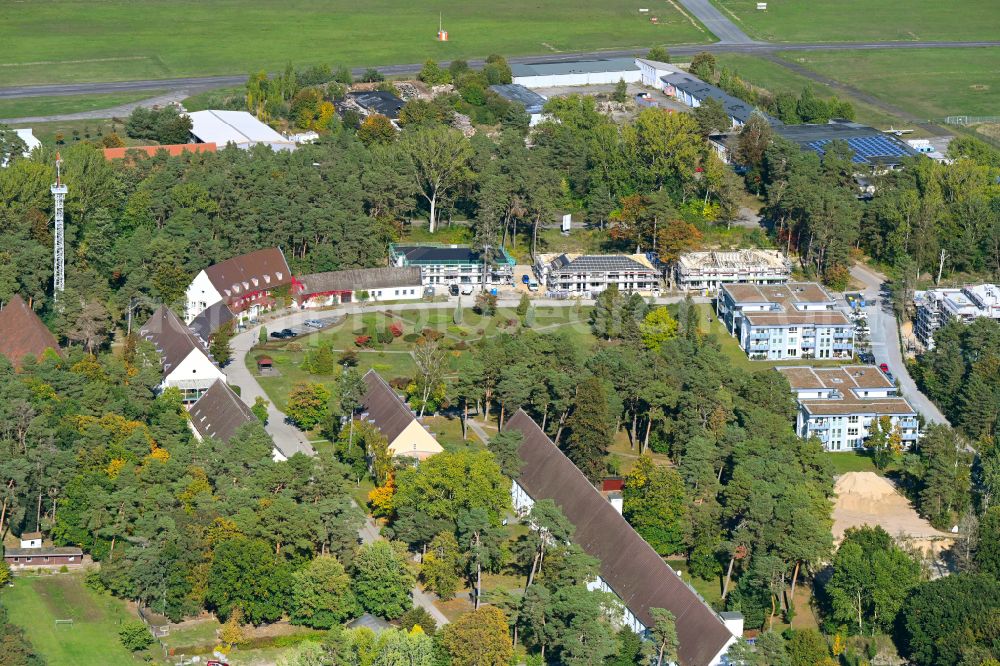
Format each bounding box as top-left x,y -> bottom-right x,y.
188,379 -> 258,442
360,370 -> 443,460
506,410 -> 740,665
139,306 -> 226,402
0,295 -> 60,368
185,248 -> 292,325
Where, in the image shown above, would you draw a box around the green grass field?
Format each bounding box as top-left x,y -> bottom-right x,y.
1,574 -> 139,666
713,54 -> 905,129
2,0 -> 709,87
711,0 -> 1000,43
0,91 -> 163,121
781,48 -> 1000,120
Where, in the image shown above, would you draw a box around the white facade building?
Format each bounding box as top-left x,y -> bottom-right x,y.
1,128 -> 41,167
674,249 -> 791,293
778,366 -> 920,452
914,284 -> 1000,349
139,306 -> 226,403
511,58 -> 641,88
389,243 -> 515,287
185,248 -> 292,325
635,58 -> 674,90
188,110 -> 296,151
535,253 -> 661,296
294,267 -> 424,307
718,282 -> 854,360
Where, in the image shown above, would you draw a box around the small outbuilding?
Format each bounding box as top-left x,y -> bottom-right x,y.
489,84 -> 548,126
256,356 -> 274,374
4,546 -> 84,570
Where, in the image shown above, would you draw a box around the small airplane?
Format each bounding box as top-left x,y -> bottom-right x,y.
882,126 -> 915,136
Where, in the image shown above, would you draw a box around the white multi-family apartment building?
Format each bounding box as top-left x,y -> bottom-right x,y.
913,283 -> 1000,349
389,243 -> 515,287
673,249 -> 791,293
777,366 -> 920,452
535,253 -> 661,296
717,282 -> 854,360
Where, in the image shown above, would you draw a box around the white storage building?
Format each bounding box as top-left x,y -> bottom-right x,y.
635,58 -> 674,90
187,110 -> 296,151
511,58 -> 641,89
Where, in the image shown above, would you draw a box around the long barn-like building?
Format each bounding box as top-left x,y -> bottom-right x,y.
505,410 -> 740,665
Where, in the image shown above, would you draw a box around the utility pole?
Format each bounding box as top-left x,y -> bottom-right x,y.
50,153 -> 67,300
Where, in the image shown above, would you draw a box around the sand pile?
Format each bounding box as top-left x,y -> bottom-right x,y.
832,472 -> 952,549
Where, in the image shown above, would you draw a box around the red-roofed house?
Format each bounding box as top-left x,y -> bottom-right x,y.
0,295 -> 60,368
102,143 -> 217,161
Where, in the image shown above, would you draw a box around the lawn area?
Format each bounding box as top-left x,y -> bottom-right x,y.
713,54 -> 908,130
2,0 -> 709,87
8,118 -> 132,147
710,0 -> 1000,43
827,450 -> 879,476
250,304 -> 595,414
1,573 -> 140,666
780,48 -> 1000,121
696,304 -> 852,373
0,91 -> 164,120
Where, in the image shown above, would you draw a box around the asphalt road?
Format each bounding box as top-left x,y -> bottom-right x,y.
850,263 -> 950,426
1,40 -> 998,101
676,0 -> 756,44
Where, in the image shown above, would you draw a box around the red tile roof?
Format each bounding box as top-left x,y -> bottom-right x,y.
102,143 -> 217,160
0,295 -> 60,367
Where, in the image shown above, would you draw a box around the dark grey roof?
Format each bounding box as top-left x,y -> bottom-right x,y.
295,267 -> 422,297
775,120 -> 919,165
139,306 -> 213,378
189,301 -> 235,342
4,547 -> 82,557
393,245 -> 482,264
511,58 -> 638,77
506,410 -> 734,666
189,379 -> 257,443
349,91 -> 405,119
348,613 -> 392,633
660,71 -> 778,126
361,370 -> 417,443
551,254 -> 655,273
489,84 -> 547,114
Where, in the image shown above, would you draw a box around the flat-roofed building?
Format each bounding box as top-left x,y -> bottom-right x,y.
535,253 -> 660,296
674,249 -> 791,293
511,58 -> 640,88
389,243 -> 515,287
718,282 -> 854,360
489,84 -> 548,126
660,71 -> 777,129
777,366 -> 919,452
188,110 -> 296,151
914,284 -> 1000,349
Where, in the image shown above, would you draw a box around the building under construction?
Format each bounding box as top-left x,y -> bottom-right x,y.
673,249 -> 791,293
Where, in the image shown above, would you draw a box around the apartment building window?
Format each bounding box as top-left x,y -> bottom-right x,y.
848,428 -> 859,436
786,349 -> 798,356
789,327 -> 798,333
848,416 -> 859,424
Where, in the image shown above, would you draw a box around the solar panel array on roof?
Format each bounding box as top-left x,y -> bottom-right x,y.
556,255 -> 652,272
807,136 -> 912,164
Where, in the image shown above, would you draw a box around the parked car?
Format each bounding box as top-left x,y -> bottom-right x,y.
303,319 -> 323,328
522,274 -> 531,284
270,328 -> 296,339
879,362 -> 890,374
449,284 -> 459,296
460,285 -> 475,296
528,280 -> 539,292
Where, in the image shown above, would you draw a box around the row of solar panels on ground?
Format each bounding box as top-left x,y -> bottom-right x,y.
806,136 -> 910,164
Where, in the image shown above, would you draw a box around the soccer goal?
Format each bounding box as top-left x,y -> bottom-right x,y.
54,619 -> 74,629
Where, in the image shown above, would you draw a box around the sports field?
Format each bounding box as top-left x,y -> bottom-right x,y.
1,574 -> 139,666
711,0 -> 1000,43
2,0 -> 709,87
782,48 -> 1000,120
